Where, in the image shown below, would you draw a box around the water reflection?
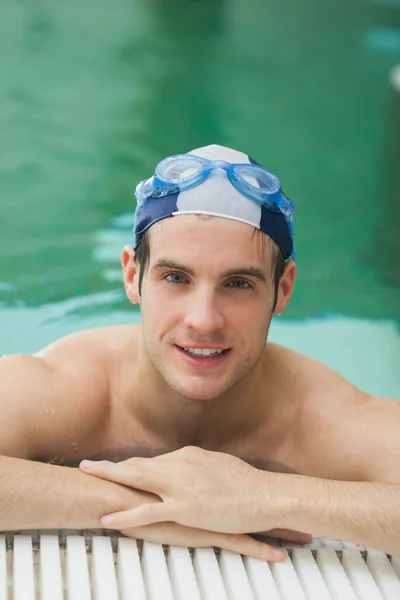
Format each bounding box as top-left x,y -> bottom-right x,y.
371,65 -> 400,312
0,0 -> 150,305
0,0 -> 399,324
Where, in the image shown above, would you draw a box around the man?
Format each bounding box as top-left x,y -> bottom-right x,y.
1,144 -> 399,562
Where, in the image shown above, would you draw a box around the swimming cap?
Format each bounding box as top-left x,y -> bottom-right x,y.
133,144 -> 294,259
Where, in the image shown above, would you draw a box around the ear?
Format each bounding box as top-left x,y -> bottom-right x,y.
121,245 -> 140,304
274,260 -> 296,315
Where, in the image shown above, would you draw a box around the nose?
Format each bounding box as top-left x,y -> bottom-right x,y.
183,286 -> 224,335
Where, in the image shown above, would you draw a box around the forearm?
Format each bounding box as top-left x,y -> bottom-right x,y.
0,455 -> 149,531
270,474 -> 400,555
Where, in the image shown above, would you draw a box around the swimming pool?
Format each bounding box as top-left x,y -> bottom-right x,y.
0,0 -> 399,398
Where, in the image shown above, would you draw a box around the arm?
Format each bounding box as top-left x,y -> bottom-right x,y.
272,474 -> 400,555
275,393 -> 400,554
0,337 -> 140,529
0,454 -> 145,531
89,458 -> 400,557
82,392 -> 400,557
0,341 -> 273,559
0,452 -> 279,560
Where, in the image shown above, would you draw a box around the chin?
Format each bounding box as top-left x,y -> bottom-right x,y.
168,379 -> 230,402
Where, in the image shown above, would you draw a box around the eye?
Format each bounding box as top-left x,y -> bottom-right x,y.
165,272 -> 188,284
227,278 -> 252,289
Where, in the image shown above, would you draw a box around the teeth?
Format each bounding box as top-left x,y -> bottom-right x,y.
183,348 -> 223,357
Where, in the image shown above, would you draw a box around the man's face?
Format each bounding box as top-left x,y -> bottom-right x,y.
136,215 -> 278,401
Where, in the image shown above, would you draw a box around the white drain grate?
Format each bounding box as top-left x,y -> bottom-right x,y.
1,532 -> 400,600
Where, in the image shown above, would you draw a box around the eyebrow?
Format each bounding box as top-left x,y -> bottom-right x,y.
151,260 -> 268,283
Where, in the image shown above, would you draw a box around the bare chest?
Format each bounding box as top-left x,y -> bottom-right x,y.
79,412 -> 299,475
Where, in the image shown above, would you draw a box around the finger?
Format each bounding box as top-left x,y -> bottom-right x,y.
79,460 -> 140,486
79,460 -> 169,495
122,523 -> 286,562
222,534 -> 287,562
101,503 -> 177,529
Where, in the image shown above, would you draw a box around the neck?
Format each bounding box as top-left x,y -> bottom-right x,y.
131,344 -> 269,450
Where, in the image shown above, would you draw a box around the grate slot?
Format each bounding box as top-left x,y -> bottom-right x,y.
167,545 -> 202,600
341,548 -> 384,599
291,548 -> 333,600
116,537 -> 146,600
270,549 -> 308,600
91,536 -> 119,600
366,549 -> 400,599
13,536 -> 35,600
66,535 -> 91,600
193,547 -> 228,600
316,547 -> 359,600
0,536 -> 7,600
243,554 -> 281,600
390,556 -> 400,579
219,549 -> 255,600
141,541 -> 175,600
39,535 -> 63,600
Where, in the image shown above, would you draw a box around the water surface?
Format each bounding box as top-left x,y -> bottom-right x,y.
0,0 -> 399,397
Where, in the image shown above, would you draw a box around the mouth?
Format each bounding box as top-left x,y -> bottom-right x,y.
175,345 -> 231,368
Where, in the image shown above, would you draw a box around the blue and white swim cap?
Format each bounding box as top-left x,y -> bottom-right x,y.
133,144 -> 295,259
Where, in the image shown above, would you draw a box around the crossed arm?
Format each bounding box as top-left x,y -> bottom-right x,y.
2,347 -> 399,559
79,394 -> 400,557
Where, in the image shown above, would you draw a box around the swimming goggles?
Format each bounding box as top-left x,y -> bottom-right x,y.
134,153 -> 296,222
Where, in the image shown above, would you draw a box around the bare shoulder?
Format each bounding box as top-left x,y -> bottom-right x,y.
36,323 -> 140,361
34,322 -> 142,419
266,343 -> 400,481
32,324 -> 140,395
264,342 -> 358,402
0,324 -> 140,461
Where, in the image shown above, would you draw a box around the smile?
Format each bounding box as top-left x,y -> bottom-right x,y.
182,348 -> 224,357
175,345 -> 231,366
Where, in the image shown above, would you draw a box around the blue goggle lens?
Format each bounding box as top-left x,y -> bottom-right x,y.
156,156 -> 203,184
235,165 -> 280,194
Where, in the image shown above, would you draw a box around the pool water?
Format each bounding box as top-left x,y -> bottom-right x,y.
0,0 -> 399,398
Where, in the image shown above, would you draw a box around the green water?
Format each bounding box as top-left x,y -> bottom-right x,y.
0,0 -> 399,396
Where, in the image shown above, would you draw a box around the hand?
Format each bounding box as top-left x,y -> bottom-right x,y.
80,446 -> 287,536
90,476 -> 286,559
119,522 -> 287,562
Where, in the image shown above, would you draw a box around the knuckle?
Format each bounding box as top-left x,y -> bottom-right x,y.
125,457 -> 144,466
124,456 -> 146,469
181,445 -> 198,455
181,446 -> 205,462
